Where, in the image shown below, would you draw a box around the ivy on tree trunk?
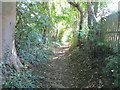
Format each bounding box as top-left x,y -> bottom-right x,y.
2,2 -> 23,71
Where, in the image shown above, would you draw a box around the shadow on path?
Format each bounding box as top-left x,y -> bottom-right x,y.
32,44 -> 73,88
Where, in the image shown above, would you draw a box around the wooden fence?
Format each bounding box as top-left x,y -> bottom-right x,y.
101,11 -> 120,48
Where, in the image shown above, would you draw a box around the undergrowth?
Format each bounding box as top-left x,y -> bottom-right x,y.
2,44 -> 53,88
67,44 -> 119,88
103,46 -> 120,87
2,36 -> 53,88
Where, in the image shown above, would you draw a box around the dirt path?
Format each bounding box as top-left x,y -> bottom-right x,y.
33,44 -> 79,88
32,44 -> 113,88
45,44 -> 71,88
46,46 -> 69,88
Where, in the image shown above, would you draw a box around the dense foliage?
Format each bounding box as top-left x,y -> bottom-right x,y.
2,1 -> 119,88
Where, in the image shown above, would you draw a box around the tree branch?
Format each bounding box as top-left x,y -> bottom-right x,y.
68,2 -> 83,31
23,3 -> 39,20
87,2 -> 97,27
67,1 -> 84,47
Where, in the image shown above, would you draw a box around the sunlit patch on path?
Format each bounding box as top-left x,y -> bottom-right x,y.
45,44 -> 71,88
53,56 -> 59,60
52,44 -> 69,60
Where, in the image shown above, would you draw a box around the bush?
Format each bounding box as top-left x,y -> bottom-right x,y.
103,54 -> 120,87
88,41 -> 120,87
2,65 -> 39,88
90,45 -> 114,59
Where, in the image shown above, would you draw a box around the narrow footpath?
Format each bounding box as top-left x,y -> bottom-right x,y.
32,44 -> 113,88
32,44 -> 78,88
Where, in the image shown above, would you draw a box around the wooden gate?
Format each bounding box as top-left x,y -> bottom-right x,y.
101,11 -> 120,48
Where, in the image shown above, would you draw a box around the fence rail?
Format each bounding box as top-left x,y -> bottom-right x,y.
101,11 -> 120,48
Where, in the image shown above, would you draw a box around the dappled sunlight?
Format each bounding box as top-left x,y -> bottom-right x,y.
53,56 -> 59,60
61,28 -> 73,44
52,44 -> 69,61
58,51 -> 65,54
3,1 -> 119,88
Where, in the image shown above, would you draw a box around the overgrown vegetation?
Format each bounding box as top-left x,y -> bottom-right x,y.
2,2 -> 54,88
2,1 -> 120,88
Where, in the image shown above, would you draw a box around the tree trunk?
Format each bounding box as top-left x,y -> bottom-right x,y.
87,1 -> 99,52
94,2 -> 99,17
1,2 -> 23,71
67,1 -> 83,48
0,2 -> 2,60
87,2 -> 97,29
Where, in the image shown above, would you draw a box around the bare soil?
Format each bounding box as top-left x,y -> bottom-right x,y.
32,44 -> 113,88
